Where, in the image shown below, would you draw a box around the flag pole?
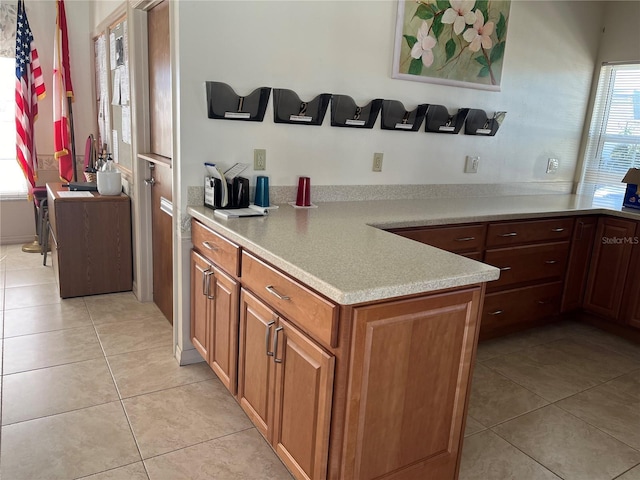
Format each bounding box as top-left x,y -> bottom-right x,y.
68,96 -> 77,182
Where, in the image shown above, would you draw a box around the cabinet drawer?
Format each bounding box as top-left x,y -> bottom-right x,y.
192,219 -> 240,277
482,281 -> 563,332
485,241 -> 570,291
242,251 -> 338,348
393,224 -> 486,253
486,218 -> 574,247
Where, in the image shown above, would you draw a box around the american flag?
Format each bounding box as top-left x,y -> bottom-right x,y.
15,0 -> 46,196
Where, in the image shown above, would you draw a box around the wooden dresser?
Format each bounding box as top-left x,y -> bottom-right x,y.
47,183 -> 133,298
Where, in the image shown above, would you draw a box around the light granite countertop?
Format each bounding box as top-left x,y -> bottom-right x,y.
187,194 -> 639,305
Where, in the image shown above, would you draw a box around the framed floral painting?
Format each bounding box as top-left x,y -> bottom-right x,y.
392,0 -> 511,91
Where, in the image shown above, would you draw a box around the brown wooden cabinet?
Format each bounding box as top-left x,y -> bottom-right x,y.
47,183 -> 132,298
561,216 -> 598,312
583,217 -> 637,322
238,289 -> 334,480
620,227 -> 640,329
391,223 -> 486,259
341,287 -> 482,480
190,220 -> 240,395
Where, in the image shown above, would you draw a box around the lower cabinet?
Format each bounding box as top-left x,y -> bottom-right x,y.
190,250 -> 239,394
561,216 -> 598,312
583,217 -> 637,322
622,240 -> 640,328
238,288 -> 335,480
341,287 -> 482,480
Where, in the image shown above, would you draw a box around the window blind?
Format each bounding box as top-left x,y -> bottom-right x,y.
579,63 -> 640,205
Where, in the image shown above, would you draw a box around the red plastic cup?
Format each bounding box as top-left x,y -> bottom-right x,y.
296,176 -> 311,206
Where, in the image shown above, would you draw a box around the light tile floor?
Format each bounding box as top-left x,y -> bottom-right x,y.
1,244 -> 640,479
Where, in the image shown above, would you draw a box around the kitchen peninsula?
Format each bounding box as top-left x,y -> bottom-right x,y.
187,193 -> 639,480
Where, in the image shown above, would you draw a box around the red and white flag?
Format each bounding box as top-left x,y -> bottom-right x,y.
53,0 -> 74,182
15,0 -> 46,197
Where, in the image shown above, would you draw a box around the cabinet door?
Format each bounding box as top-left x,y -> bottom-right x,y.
272,317 -> 335,480
561,216 -> 598,312
190,250 -> 212,361
210,266 -> 239,394
342,288 -> 482,480
622,238 -> 640,329
237,289 -> 276,439
584,217 -> 637,322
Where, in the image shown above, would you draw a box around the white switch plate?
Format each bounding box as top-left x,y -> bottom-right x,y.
373,152 -> 383,172
546,158 -> 559,174
465,156 -> 479,174
254,149 -> 266,170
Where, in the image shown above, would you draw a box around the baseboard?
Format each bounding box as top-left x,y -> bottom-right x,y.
573,310 -> 640,345
175,344 -> 205,366
1,235 -> 38,245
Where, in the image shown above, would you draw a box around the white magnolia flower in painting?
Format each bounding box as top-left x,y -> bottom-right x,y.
441,0 -> 476,35
410,21 -> 437,67
462,10 -> 494,52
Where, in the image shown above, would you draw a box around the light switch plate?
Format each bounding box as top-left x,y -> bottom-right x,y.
546,158 -> 559,174
465,156 -> 479,173
373,152 -> 383,172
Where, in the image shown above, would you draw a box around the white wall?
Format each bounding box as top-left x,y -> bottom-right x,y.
175,0 -> 605,198
598,1 -> 640,64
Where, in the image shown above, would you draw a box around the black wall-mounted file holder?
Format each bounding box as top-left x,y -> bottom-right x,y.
425,105 -> 469,134
273,89 -> 331,126
206,82 -> 271,122
380,100 -> 428,132
330,95 -> 383,129
464,109 -> 506,136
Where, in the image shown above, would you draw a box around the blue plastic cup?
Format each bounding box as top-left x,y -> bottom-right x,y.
255,176 -> 270,207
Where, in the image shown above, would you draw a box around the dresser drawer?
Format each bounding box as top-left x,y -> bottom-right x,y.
486,218 -> 574,247
191,219 -> 240,277
485,241 -> 570,291
392,224 -> 486,253
481,282 -> 563,332
241,251 -> 338,348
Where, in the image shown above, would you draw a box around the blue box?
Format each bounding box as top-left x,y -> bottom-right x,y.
622,168 -> 640,210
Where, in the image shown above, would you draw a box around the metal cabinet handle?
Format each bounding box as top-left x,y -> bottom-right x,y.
544,260 -> 558,264
537,300 -> 551,305
266,285 -> 291,301
551,228 -> 565,232
488,310 -> 503,315
577,221 -> 585,240
500,266 -> 512,271
205,271 -> 215,300
499,232 -> 518,237
201,267 -> 211,296
273,326 -> 284,363
265,321 -> 276,356
144,177 -> 156,186
455,237 -> 475,242
202,241 -> 219,251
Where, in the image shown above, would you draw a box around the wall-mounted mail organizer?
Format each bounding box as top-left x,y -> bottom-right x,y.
424,105 -> 469,134
380,100 -> 429,132
272,89 -> 331,126
464,109 -> 507,136
330,95 -> 383,129
206,82 -> 271,121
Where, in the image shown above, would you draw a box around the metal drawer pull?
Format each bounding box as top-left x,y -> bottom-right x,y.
265,321 -> 276,356
266,285 -> 291,301
499,232 -> 518,237
544,260 -> 558,264
500,266 -> 512,271
551,228 -> 565,232
273,326 -> 284,363
455,237 -> 475,242
537,300 -> 551,305
488,310 -> 503,315
202,267 -> 211,296
202,241 -> 219,251
205,271 -> 215,300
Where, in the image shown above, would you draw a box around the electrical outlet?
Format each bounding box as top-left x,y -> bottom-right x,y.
254,149 -> 266,170
465,156 -> 479,173
373,152 -> 383,172
546,157 -> 559,174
